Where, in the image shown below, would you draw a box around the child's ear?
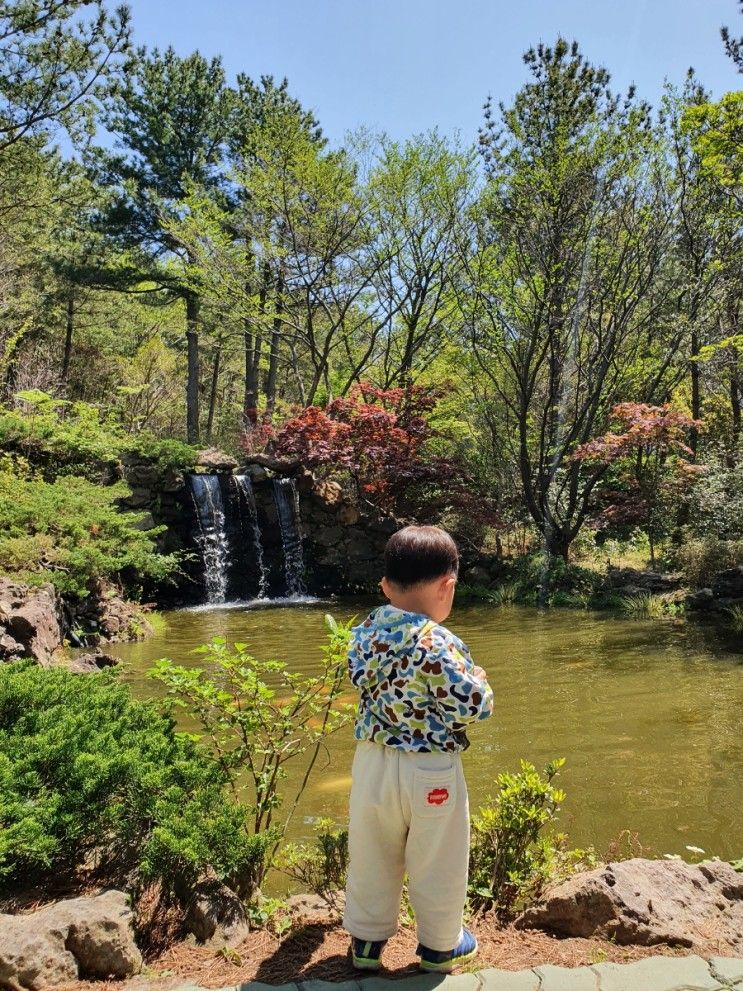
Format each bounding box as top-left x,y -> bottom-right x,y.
380,576 -> 391,600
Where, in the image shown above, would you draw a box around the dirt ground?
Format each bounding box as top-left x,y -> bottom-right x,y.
59,906 -> 731,991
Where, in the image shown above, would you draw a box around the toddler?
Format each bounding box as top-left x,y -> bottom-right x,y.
343,525 -> 493,973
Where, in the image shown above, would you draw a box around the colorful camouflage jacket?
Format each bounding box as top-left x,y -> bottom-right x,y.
348,605 -> 494,753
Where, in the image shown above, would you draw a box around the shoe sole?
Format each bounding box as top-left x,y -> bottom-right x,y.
419,946 -> 478,973
352,957 -> 382,971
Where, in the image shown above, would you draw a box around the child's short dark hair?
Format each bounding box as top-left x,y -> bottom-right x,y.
384,525 -> 459,589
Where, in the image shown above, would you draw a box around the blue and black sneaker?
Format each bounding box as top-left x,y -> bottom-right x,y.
417,928 -> 478,973
351,937 -> 387,971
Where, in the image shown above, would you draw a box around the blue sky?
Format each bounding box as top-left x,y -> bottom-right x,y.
125,0 -> 742,146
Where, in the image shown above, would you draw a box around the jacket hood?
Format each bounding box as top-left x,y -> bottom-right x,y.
348,605 -> 434,690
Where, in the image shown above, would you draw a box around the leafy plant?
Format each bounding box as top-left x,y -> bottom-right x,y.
149,615 -> 355,896
468,758 -> 589,916
0,470 -> 179,598
727,605 -> 743,635
675,536 -> 743,587
618,592 -> 683,619
244,383 -> 496,525
0,660 -> 259,895
277,818 -> 349,896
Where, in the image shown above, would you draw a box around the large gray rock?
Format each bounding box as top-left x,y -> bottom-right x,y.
196,448 -> 238,472
184,876 -> 249,946
605,568 -> 681,593
0,579 -> 63,666
518,858 -> 743,950
0,890 -> 142,988
711,566 -> 743,599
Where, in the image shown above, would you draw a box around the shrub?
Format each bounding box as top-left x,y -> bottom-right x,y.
0,395 -> 198,482
0,471 -> 179,598
468,758 -> 592,916
277,818 -> 349,897
727,605 -> 743,636
242,383 -> 497,526
149,616 -> 355,896
618,592 -> 684,619
0,660 -> 260,895
675,536 -> 743,587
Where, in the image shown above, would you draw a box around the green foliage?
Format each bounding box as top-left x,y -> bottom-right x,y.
675,536 -> 743,587
727,605 -> 743,636
0,399 -> 199,481
0,470 -> 179,598
277,818 -> 349,896
0,1 -> 130,151
619,593 -> 685,619
0,660 -> 259,894
468,758 -> 590,916
149,616 -> 355,895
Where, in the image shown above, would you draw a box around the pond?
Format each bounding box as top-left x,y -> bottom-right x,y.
108,600 -> 743,863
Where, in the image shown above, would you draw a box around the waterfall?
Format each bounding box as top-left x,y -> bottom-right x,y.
233,475 -> 269,599
187,474 -> 230,603
272,477 -> 307,597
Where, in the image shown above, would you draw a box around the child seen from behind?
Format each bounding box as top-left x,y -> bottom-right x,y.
343,525 -> 494,973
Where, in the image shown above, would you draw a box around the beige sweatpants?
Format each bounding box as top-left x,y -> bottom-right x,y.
343,740 -> 469,952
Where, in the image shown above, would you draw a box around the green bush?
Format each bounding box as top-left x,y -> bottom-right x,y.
0,395 -> 198,482
468,758 -> 593,916
0,660 -> 261,895
277,818 -> 349,896
674,536 -> 743,588
0,471 -> 179,598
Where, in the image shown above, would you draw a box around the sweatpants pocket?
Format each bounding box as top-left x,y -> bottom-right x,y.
413,766 -> 457,818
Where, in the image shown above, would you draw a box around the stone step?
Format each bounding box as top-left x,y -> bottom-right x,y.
172,954 -> 743,991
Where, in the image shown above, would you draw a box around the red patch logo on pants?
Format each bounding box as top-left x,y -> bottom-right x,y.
426,787 -> 449,806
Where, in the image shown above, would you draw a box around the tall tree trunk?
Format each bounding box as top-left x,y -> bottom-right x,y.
244,262 -> 271,426
61,296 -> 74,386
689,331 -> 701,457
264,270 -> 284,421
206,344 -> 221,442
186,292 -> 200,444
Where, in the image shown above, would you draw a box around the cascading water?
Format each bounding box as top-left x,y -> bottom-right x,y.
233,475 -> 269,598
272,477 -> 307,597
187,474 -> 230,604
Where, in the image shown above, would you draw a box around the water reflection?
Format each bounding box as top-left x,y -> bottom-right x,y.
109,601 -> 743,861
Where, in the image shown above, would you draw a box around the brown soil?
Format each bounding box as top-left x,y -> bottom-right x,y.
58,907 -> 732,991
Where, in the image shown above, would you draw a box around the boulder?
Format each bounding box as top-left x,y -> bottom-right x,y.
184,875 -> 249,946
463,565 -> 493,587
338,503 -> 361,526
0,890 -> 142,988
517,857 -> 743,950
605,568 -> 681,593
312,480 -> 343,507
68,651 -> 119,674
238,463 -> 269,484
711,566 -> 743,599
196,447 -> 239,472
686,587 -> 714,611
0,579 -> 63,666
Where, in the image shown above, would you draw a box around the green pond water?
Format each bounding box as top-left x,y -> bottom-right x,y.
108,600 -> 743,863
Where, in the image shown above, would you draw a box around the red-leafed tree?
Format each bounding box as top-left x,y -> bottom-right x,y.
572,403 -> 702,566
241,384 -> 497,530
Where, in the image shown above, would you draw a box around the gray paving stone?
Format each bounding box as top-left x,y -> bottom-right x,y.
360,975 -> 478,991
534,963 -> 598,990
709,957 -> 743,985
591,955 -> 722,991
301,982 -> 361,991
236,984 -> 300,991
477,967 -> 540,991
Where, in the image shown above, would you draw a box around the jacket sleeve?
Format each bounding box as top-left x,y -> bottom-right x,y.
424,628 -> 494,728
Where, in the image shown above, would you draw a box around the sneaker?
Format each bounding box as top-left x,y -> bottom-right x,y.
351,937 -> 387,970
417,928 -> 478,973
